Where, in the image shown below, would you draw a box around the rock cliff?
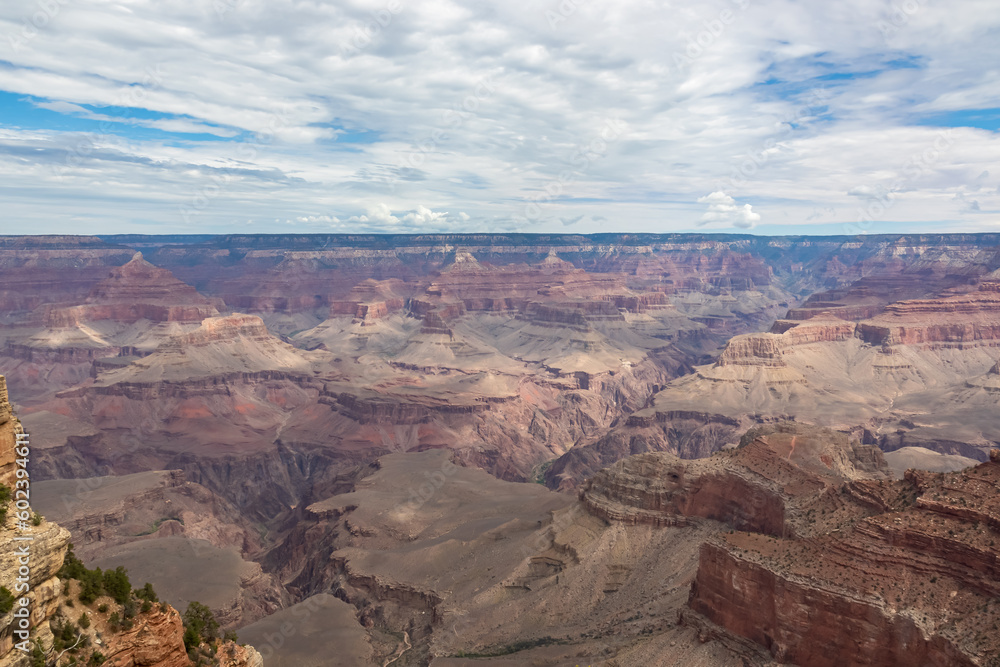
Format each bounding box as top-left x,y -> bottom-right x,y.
581,424 -> 892,538
0,375 -> 70,667
683,439 -> 1000,664
574,421 -> 1000,665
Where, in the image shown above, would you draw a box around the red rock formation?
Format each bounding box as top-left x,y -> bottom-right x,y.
169,313 -> 270,347
786,302 -> 885,322
572,423 -> 1000,664
786,240 -> 1000,323
519,300 -> 621,330
418,311 -> 453,336
189,248 -> 423,315
0,376 -> 16,485
545,409 -> 743,491
0,375 -> 74,665
60,601 -> 263,667
857,287 -> 1000,347
417,251 -> 664,320
599,247 -> 773,293
43,253 -> 220,326
684,438 -> 1000,665
689,541 -> 977,667
600,292 -> 670,312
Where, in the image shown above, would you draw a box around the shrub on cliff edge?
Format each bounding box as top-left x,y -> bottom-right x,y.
183,601 -> 220,651
0,586 -> 15,614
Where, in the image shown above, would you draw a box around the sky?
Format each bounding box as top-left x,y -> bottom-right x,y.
0,0 -> 998,236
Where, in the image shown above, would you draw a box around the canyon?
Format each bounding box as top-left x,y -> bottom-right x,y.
0,233 -> 998,665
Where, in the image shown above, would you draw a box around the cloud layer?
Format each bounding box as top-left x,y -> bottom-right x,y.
0,0 -> 998,234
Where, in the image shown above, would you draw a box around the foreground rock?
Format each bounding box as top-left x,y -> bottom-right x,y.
580,423 -> 1000,665
40,579 -> 264,667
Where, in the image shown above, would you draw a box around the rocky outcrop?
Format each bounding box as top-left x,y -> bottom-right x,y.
219,643 -> 264,667
0,521 -> 69,666
417,311 -> 453,336
522,300 -> 624,328
65,314 -> 325,394
544,410 -> 745,491
325,391 -> 489,423
580,424 -> 892,538
98,606 -> 191,667
786,302 -> 884,322
600,291 -> 671,312
0,379 -> 15,485
581,452 -> 786,535
769,317 -> 856,343
39,595 -> 264,667
169,313 -> 269,347
4,344 -> 122,364
685,438 -> 1000,665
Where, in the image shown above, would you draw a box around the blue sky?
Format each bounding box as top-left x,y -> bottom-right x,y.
0,0 -> 998,235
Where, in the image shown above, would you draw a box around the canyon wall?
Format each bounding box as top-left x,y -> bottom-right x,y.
0,375 -> 70,667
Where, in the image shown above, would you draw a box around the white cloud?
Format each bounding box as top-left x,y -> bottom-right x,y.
0,0 -> 998,233
349,203 -> 400,226
402,205 -> 448,226
697,191 -> 761,229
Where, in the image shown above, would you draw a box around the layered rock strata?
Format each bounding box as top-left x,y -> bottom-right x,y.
43,253 -> 221,327
580,422 -> 1000,665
